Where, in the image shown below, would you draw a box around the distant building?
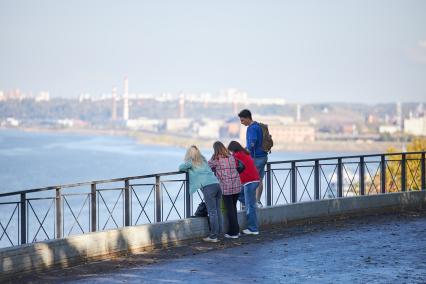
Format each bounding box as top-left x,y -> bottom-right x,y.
35,92 -> 50,102
79,93 -> 92,102
57,119 -> 74,127
270,123 -> 315,143
166,118 -> 192,132
196,119 -> 224,139
240,115 -> 315,143
342,124 -> 358,135
126,118 -> 162,132
2,89 -> 24,100
379,125 -> 400,134
3,117 -> 20,127
404,116 -> 426,136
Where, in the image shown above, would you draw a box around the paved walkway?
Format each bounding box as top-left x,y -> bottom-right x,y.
15,211 -> 426,283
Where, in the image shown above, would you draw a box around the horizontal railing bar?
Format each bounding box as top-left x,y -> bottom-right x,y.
267,151 -> 425,165
0,202 -> 20,205
130,183 -> 156,187
0,171 -> 185,197
62,193 -> 91,197
27,197 -> 55,201
96,188 -> 124,191
161,179 -> 185,183
1,151 -> 425,198
270,168 -> 291,171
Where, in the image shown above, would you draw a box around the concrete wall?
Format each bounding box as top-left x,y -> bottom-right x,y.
1,191 -> 426,278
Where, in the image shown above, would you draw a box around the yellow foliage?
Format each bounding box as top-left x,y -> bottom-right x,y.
385,138 -> 426,191
407,138 -> 426,152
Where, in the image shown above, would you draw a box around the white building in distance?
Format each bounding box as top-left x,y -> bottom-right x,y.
404,116 -> 426,136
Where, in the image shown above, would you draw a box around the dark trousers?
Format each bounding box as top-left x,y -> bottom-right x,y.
222,193 -> 240,236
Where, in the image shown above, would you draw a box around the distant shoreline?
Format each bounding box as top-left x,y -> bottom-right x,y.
3,126 -> 403,153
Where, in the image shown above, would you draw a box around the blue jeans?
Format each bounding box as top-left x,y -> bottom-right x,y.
201,183 -> 223,238
239,182 -> 259,232
254,156 -> 268,179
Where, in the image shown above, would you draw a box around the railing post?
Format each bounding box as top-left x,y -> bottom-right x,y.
20,193 -> 27,245
266,163 -> 272,206
55,187 -> 63,239
421,152 -> 425,191
337,158 -> 343,198
401,153 -> 406,192
291,161 -> 297,203
359,157 -> 365,196
185,172 -> 191,218
91,183 -> 97,232
155,175 -> 162,222
381,155 -> 386,194
124,179 -> 131,226
314,160 -> 320,200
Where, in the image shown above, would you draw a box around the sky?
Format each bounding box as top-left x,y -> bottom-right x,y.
0,0 -> 425,103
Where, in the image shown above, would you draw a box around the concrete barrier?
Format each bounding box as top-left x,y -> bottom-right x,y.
1,191 -> 425,278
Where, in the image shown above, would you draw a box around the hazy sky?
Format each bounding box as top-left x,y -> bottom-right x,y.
1,0 -> 425,103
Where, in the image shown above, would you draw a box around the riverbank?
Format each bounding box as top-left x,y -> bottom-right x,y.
6,126 -> 403,153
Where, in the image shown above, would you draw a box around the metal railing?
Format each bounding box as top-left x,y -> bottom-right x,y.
0,151 -> 425,248
263,151 -> 426,206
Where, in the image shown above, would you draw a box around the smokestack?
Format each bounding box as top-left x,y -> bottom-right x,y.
179,94 -> 185,118
123,77 -> 129,120
111,87 -> 117,121
296,104 -> 302,122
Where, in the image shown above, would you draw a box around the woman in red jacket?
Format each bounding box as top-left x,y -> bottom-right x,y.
227,140 -> 260,235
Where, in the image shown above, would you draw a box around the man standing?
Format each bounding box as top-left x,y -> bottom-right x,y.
238,109 -> 268,207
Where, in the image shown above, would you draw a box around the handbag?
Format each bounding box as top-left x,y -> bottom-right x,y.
236,159 -> 246,173
194,201 -> 208,217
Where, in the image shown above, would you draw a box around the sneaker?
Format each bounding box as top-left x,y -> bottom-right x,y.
224,234 -> 239,239
256,201 -> 263,208
242,229 -> 259,235
203,236 -> 219,243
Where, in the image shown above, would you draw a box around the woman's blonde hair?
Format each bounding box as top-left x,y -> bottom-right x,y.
184,145 -> 204,167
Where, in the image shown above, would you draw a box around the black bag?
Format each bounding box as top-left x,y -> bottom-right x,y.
194,202 -> 208,217
236,159 -> 246,173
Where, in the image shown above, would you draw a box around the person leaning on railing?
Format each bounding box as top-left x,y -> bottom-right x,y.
228,140 -> 260,235
179,145 -> 223,243
208,141 -> 242,239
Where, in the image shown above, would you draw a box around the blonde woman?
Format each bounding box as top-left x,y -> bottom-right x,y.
208,141 -> 241,238
179,145 -> 223,242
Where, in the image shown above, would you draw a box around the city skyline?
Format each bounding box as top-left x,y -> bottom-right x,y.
1,0 -> 425,103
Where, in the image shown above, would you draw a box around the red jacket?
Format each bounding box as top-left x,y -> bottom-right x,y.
233,151 -> 260,184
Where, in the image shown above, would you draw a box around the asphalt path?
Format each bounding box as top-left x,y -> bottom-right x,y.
13,211 -> 426,284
